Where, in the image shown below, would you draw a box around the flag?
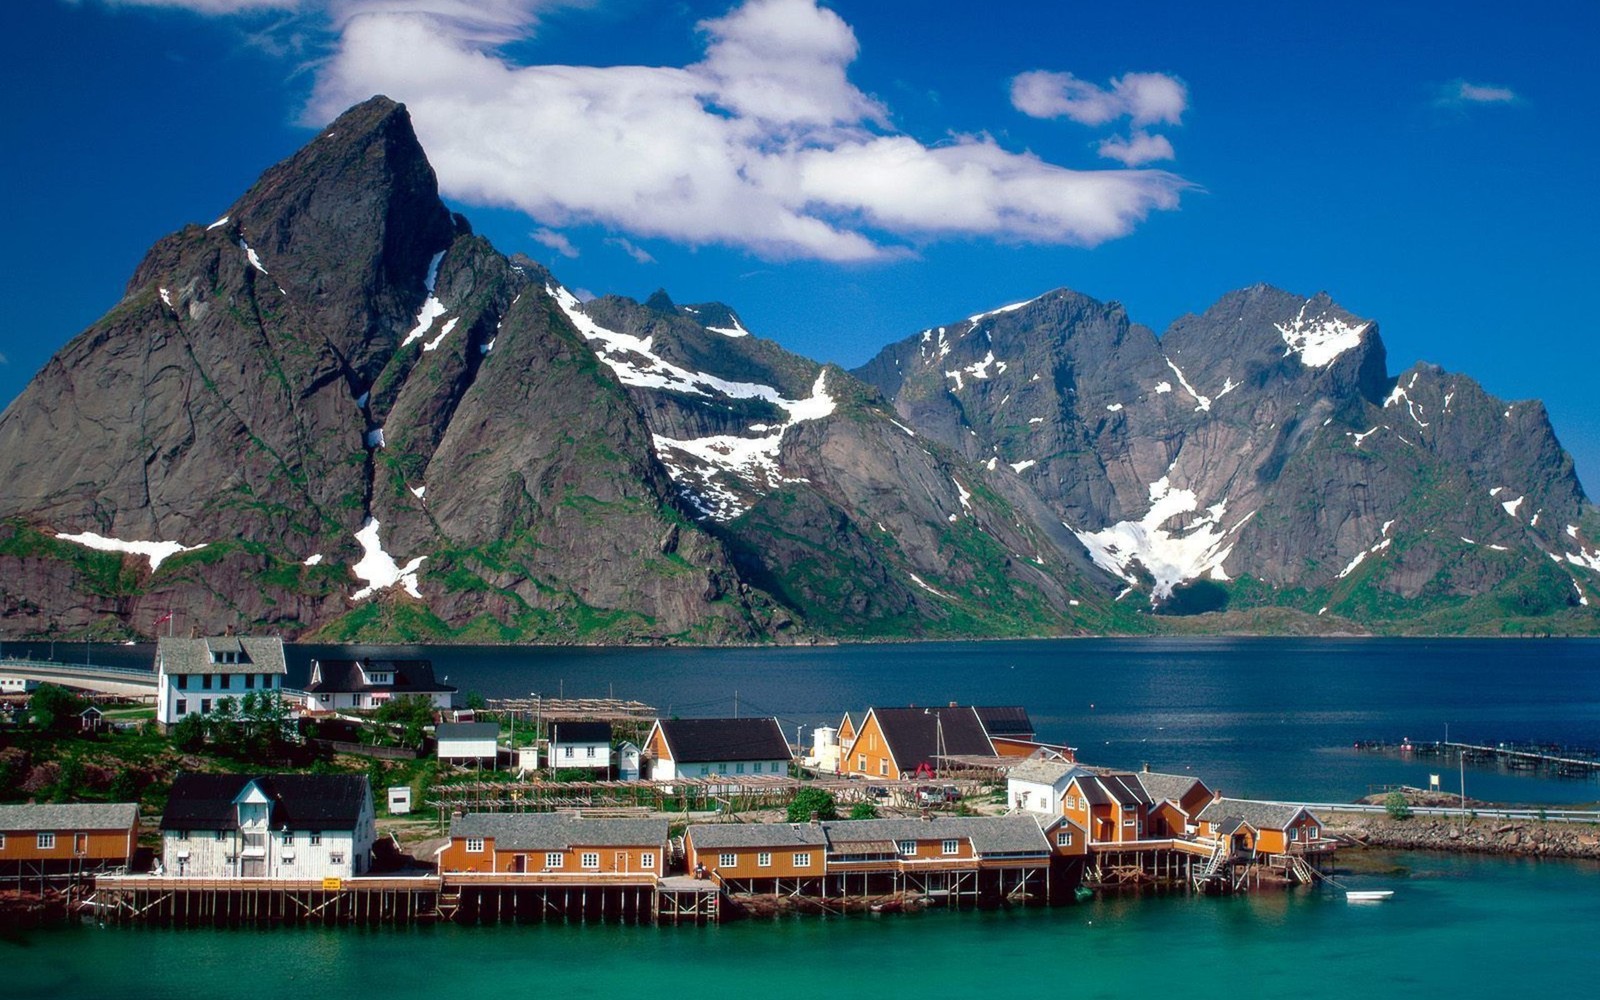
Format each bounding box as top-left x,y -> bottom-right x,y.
154,611 -> 173,626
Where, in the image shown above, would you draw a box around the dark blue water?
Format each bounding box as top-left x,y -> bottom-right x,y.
13,637 -> 1600,805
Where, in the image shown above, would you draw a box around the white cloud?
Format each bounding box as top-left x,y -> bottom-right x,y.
1097,131 -> 1175,167
301,0 -> 1187,260
94,0 -> 306,12
1436,79 -> 1519,107
1011,70 -> 1188,127
606,237 -> 656,264
531,227 -> 579,258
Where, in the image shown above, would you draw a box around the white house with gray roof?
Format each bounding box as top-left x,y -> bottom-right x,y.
155,636 -> 287,728
1007,759 -> 1086,815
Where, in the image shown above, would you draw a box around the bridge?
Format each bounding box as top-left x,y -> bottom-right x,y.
0,658 -> 156,697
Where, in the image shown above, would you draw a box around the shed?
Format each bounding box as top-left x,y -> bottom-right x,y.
436,722 -> 500,768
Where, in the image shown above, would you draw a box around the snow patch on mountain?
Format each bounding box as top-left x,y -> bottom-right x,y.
402,251 -> 448,348
206,215 -> 230,231
238,239 -> 269,275
422,317 -> 459,352
1276,302 -> 1369,367
54,530 -> 206,572
967,295 -> 1042,325
1164,359 -> 1210,411
706,316 -> 750,338
1502,495 -> 1525,517
1068,477 -> 1235,600
351,518 -> 425,601
1010,459 -> 1036,473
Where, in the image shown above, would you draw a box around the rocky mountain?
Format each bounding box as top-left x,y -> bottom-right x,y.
0,96 -> 1594,642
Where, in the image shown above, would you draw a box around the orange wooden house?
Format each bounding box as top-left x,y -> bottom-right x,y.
843,706 -> 998,780
0,803 -> 140,874
1135,769 -> 1215,838
1196,799 -> 1330,859
684,822 -> 829,891
1063,771 -> 1154,845
439,813 -> 668,882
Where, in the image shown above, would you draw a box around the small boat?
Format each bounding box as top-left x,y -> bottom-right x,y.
1346,890 -> 1394,902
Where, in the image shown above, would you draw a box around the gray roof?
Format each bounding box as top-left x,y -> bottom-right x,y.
157,636 -> 286,676
688,823 -> 829,850
1198,798 -> 1318,831
1137,771 -> 1208,804
436,722 -> 500,742
0,802 -> 139,832
823,815 -> 1051,856
451,813 -> 667,850
1007,759 -> 1083,786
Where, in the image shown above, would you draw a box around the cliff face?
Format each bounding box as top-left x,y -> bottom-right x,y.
0,97 -> 1595,641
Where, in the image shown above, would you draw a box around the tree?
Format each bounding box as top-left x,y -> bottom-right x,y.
787,786 -> 838,823
52,757 -> 85,803
849,800 -> 878,820
108,767 -> 142,804
1383,791 -> 1413,821
375,695 -> 435,747
28,683 -> 83,732
171,714 -> 208,753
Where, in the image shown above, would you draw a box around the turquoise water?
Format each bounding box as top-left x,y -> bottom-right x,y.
8,852 -> 1598,999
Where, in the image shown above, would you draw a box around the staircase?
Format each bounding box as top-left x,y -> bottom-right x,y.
1288,855 -> 1317,885
1192,841 -> 1228,889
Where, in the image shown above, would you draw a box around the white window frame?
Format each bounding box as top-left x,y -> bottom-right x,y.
37,832 -> 56,850
640,852 -> 655,870
580,852 -> 600,870
329,852 -> 344,866
941,839 -> 960,856
1289,827 -> 1299,841
757,852 -> 772,867
545,852 -> 564,869
465,837 -> 485,853
309,831 -> 322,846
718,852 -> 736,868
1057,831 -> 1073,847
897,840 -> 916,856
793,852 -> 812,868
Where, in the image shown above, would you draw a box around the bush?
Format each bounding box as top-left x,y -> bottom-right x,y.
1384,791 -> 1413,821
848,801 -> 878,820
786,786 -> 838,823
171,714 -> 208,753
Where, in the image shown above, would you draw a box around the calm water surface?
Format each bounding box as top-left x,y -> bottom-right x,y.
7,851 -> 1597,999
17,636 -> 1600,804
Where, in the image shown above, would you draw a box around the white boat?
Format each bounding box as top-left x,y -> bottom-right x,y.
1346,889 -> 1394,902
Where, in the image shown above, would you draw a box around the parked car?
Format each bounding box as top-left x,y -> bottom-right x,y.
915,785 -> 961,806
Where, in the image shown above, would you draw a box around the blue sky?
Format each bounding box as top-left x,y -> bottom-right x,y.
4,0 -> 1597,494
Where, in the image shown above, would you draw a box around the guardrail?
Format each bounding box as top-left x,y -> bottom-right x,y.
0,658 -> 155,679
1257,800 -> 1600,824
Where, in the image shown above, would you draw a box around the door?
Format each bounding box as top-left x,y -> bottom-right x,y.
74,833 -> 88,856
510,854 -> 526,873
241,858 -> 265,877
615,851 -> 629,873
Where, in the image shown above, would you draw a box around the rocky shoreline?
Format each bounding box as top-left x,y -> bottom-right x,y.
1326,811 -> 1600,861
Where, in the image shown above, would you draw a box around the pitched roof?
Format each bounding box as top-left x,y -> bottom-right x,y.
157,636 -> 287,676
1007,759 -> 1083,786
160,774 -> 370,831
868,707 -> 996,770
450,813 -> 666,850
436,722 -> 500,742
0,802 -> 139,832
1198,798 -> 1316,831
1137,771 -> 1208,804
655,718 -> 791,763
304,658 -> 456,695
822,815 -> 1050,856
973,705 -> 1035,738
1071,772 -> 1153,808
688,823 -> 828,849
551,721 -> 613,745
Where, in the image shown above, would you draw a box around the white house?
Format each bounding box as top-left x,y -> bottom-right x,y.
300,657 -> 456,712
436,722 -> 500,768
643,717 -> 792,781
155,636 -> 287,728
802,725 -> 841,773
0,675 -> 40,695
549,721 -> 612,772
1007,758 -> 1083,816
617,741 -> 641,781
159,773 -> 375,880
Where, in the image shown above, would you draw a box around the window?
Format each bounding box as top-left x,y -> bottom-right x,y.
564,747 -> 574,759
941,839 -> 960,856
719,852 -> 736,868
178,831 -> 190,842
586,746 -> 596,759
699,765 -> 711,776
176,675 -> 189,690
200,698 -> 212,714
175,699 -> 188,716
735,762 -> 745,774
215,830 -> 226,842
1066,795 -> 1076,809
1308,826 -> 1320,840
330,852 -> 344,865
1123,816 -> 1135,826
202,674 -> 213,690
37,833 -> 56,850
0,834 -> 6,850
282,854 -> 294,866
1288,827 -> 1299,841
245,674 -> 254,689
1057,831 -> 1074,847
757,852 -> 772,867
878,759 -> 888,776
640,852 -> 655,870
309,832 -> 322,846
793,852 -> 812,868
283,831 -> 295,845
545,852 -> 564,869
580,852 -> 600,870
465,838 -> 485,853
858,754 -> 866,771
897,840 -> 916,856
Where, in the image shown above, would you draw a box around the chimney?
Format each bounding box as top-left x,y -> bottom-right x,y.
949,701 -> 958,708
1142,762 -> 1150,773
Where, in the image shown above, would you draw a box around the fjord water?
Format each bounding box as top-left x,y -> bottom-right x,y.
9,851 -> 1600,999
38,636 -> 1600,803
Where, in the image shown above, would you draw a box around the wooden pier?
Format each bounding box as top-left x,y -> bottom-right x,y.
83,875 -> 444,926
